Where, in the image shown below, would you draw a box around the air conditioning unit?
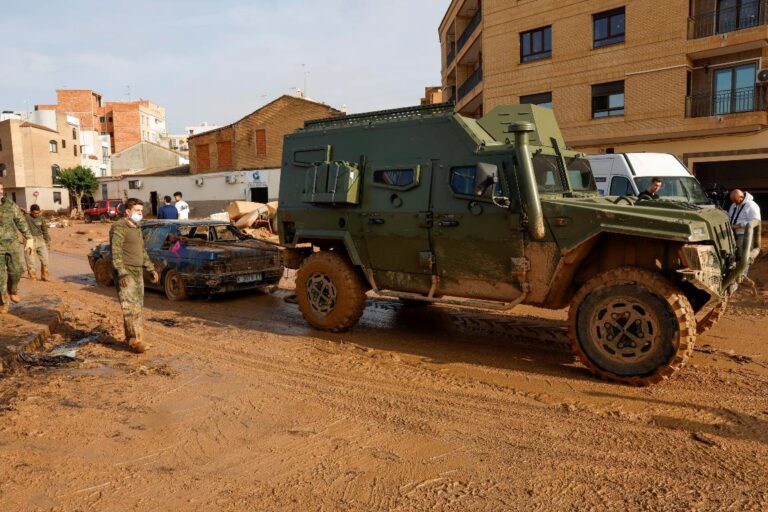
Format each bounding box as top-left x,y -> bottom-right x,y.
225,175 -> 238,185
134,180 -> 144,189
195,177 -> 204,187
757,69 -> 768,83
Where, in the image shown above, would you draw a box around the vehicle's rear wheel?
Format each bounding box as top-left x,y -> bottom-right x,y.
296,251 -> 367,332
568,267 -> 696,386
164,269 -> 188,301
696,299 -> 728,335
84,213 -> 93,224
93,259 -> 114,287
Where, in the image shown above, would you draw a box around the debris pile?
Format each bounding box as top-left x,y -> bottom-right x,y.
220,201 -> 279,240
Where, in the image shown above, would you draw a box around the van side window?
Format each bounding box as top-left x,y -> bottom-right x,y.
373,169 -> 415,187
609,176 -> 634,196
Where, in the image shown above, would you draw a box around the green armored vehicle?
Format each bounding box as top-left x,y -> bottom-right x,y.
277,103 -> 759,385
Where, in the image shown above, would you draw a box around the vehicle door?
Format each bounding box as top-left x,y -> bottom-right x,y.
429,158 -> 526,301
361,160 -> 433,293
588,158 -> 613,196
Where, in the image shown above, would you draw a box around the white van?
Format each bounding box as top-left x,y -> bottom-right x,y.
588,153 -> 712,206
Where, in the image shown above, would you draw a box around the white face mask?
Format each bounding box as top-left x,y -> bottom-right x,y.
130,212 -> 143,223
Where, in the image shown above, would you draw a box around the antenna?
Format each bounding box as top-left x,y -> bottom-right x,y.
301,64 -> 309,97
125,85 -> 132,101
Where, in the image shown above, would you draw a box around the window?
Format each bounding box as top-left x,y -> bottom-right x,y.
0,138 -> 3,151
99,116 -> 105,123
610,176 -> 634,196
0,163 -> 6,177
565,157 -> 596,192
49,140 -> 58,153
713,63 -> 758,114
72,128 -> 77,140
51,164 -> 60,184
97,200 -> 107,209
531,154 -> 566,193
53,191 -> 62,204
593,8 -> 625,47
62,139 -> 66,149
520,26 -> 552,63
520,92 -> 553,109
129,180 -> 140,190
449,164 -> 501,199
255,129 -> 267,157
74,145 -> 78,157
217,141 -> 233,169
592,81 -> 625,118
196,143 -> 211,171
373,169 -> 415,188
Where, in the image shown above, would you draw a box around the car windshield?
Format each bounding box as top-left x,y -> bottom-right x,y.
635,176 -> 710,205
565,157 -> 596,192
531,154 -> 566,193
211,224 -> 242,241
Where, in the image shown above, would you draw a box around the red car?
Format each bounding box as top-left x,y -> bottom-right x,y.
84,199 -> 124,223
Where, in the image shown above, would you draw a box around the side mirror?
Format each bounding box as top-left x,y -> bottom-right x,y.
474,163 -> 497,197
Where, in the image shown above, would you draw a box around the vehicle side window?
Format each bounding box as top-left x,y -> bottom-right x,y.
449,164 -> 501,200
98,201 -> 107,209
609,176 -> 634,196
373,169 -> 415,188
212,225 -> 239,241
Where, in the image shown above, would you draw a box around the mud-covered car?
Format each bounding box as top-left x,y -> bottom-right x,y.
88,220 -> 283,300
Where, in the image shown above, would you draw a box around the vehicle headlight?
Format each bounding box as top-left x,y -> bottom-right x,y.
681,245 -> 719,271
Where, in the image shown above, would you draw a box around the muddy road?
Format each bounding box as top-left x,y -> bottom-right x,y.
1,224 -> 767,510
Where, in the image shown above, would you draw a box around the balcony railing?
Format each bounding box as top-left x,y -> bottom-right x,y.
444,85 -> 457,103
686,86 -> 766,117
457,9 -> 482,53
446,44 -> 456,67
688,0 -> 767,39
458,67 -> 483,100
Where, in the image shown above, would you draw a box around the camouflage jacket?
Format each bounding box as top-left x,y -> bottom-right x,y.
25,214 -> 51,244
109,218 -> 153,275
0,197 -> 32,249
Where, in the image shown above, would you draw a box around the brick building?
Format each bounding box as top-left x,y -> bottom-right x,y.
0,111 -> 80,211
36,89 -> 167,155
420,86 -> 445,105
440,0 -> 768,208
188,95 -> 342,175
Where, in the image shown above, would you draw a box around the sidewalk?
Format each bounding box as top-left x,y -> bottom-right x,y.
0,280 -> 64,372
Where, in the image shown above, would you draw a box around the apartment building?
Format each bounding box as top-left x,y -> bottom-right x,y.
0,111 -> 80,211
36,89 -> 168,155
440,0 -> 768,207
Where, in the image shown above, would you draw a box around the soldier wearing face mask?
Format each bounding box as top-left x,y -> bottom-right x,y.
109,197 -> 159,353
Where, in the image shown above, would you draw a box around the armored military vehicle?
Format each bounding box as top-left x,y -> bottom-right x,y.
277,103 -> 759,385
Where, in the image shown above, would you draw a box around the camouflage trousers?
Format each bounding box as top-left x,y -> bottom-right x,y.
115,266 -> 145,342
24,236 -> 49,274
0,245 -> 24,305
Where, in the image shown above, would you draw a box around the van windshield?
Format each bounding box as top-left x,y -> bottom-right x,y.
635,176 -> 710,205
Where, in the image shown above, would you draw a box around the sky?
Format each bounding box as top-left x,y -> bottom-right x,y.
0,0 -> 447,133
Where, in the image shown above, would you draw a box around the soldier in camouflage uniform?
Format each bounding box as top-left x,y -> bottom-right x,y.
24,204 -> 51,281
110,198 -> 159,353
0,183 -> 34,314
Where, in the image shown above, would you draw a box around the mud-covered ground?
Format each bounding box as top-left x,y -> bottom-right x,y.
1,222 -> 767,510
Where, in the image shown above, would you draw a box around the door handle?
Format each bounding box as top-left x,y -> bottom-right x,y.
438,220 -> 459,227
368,218 -> 385,225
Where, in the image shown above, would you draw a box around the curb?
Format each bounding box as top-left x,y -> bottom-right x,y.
0,296 -> 66,373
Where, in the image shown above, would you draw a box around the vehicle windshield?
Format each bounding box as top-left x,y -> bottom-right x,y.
564,157 -> 596,192
635,176 -> 711,205
531,154 -> 566,193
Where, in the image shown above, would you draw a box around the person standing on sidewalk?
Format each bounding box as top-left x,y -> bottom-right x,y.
157,196 -> 178,220
109,198 -> 159,353
173,191 -> 189,220
0,183 -> 34,314
24,204 -> 51,281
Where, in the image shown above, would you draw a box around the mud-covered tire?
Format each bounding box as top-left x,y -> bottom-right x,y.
296,251 -> 367,332
164,269 -> 189,301
93,259 -> 114,287
568,267 -> 696,386
696,299 -> 728,335
99,213 -> 108,223
84,213 -> 93,224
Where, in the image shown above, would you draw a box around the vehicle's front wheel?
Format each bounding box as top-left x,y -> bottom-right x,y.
93,259 -> 114,287
568,267 -> 696,386
99,213 -> 108,223
164,269 -> 188,301
84,213 -> 93,224
296,251 -> 367,332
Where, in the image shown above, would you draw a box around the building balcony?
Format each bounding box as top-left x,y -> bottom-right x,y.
458,67 -> 483,100
686,85 -> 767,117
446,44 -> 457,67
457,8 -> 481,53
688,0 -> 767,39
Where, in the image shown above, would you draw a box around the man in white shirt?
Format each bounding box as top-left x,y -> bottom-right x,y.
728,189 -> 761,286
174,191 -> 190,220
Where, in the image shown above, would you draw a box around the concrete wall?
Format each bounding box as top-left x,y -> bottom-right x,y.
97,168 -> 281,218
112,142 -> 183,174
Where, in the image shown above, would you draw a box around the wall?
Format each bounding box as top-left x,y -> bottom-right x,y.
112,142 -> 183,174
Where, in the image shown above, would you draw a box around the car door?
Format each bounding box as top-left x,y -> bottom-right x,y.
361,160 -> 433,293
430,158 -> 526,302
141,225 -> 169,288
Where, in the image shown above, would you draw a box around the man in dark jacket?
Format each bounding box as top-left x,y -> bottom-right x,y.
638,177 -> 663,201
157,196 -> 179,220
110,198 -> 159,353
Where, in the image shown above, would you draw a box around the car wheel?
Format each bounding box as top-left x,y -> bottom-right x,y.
99,213 -> 108,223
164,269 -> 188,301
296,251 -> 368,332
84,213 -> 93,223
93,259 -> 114,287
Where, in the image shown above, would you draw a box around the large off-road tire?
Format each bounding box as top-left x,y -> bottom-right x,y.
296,251 -> 367,332
164,269 -> 189,301
568,267 -> 696,386
696,299 -> 728,335
93,259 -> 114,287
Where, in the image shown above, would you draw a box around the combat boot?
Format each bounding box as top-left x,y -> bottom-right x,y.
127,338 -> 150,354
28,269 -> 38,281
0,303 -> 8,314
41,266 -> 50,282
9,294 -> 21,303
